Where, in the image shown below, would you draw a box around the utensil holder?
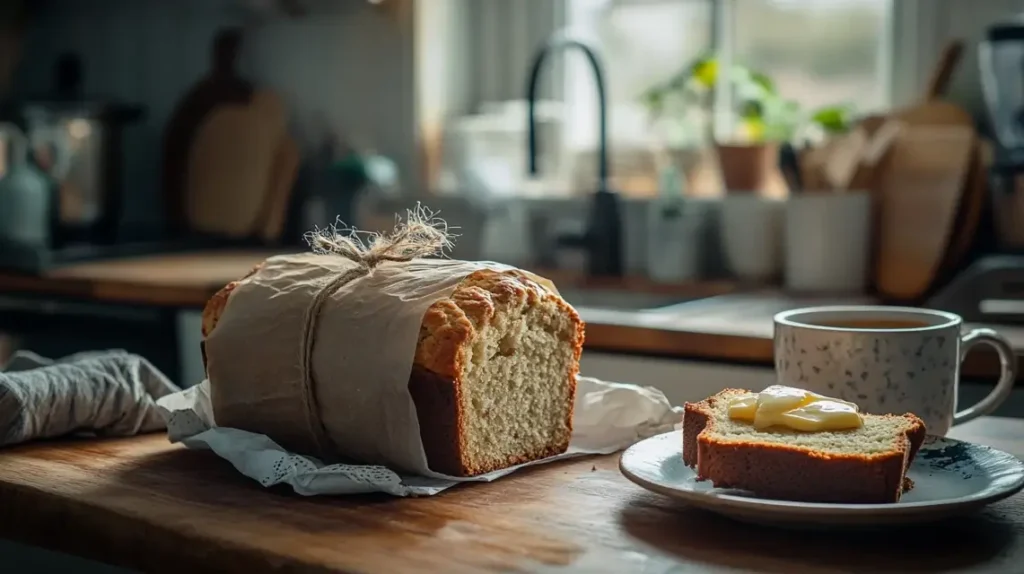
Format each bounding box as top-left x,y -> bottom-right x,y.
719,195 -> 784,282
645,199 -> 706,283
784,191 -> 871,293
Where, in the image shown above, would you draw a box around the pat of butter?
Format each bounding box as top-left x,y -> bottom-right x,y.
727,385 -> 862,431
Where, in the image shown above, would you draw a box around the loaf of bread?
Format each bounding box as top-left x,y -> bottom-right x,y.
202,261 -> 585,477
683,389 -> 927,503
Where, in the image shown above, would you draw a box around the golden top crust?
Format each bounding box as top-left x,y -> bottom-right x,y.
414,268 -> 581,378
201,264 -> 583,379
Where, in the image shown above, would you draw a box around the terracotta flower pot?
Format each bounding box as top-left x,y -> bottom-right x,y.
716,142 -> 779,194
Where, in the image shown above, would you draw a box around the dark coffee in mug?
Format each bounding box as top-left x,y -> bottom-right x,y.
806,318 -> 931,330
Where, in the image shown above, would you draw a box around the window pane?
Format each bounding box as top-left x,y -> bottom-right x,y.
566,0 -> 713,149
731,0 -> 892,112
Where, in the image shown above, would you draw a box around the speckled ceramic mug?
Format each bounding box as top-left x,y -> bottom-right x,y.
774,306 -> 1017,436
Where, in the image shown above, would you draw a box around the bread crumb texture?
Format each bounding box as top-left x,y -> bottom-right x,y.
415,269 -> 584,475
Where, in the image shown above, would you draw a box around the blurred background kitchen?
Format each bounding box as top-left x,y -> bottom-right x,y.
3,0 -> 1024,413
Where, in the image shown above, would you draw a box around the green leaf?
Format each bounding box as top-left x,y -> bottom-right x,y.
740,99 -> 764,120
668,68 -> 690,90
811,105 -> 852,134
641,87 -> 665,110
691,57 -> 718,88
749,71 -> 776,94
646,52 -> 856,143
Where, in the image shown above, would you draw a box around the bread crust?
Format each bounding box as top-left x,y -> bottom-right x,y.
411,268 -> 583,476
200,262 -> 266,370
202,263 -> 584,477
201,262 -> 266,338
683,389 -> 927,504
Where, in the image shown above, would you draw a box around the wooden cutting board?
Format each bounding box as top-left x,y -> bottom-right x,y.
898,39 -> 970,127
162,28 -> 254,237
822,127 -> 870,190
864,39 -> 976,296
924,40 -> 965,101
934,138 -> 991,283
184,90 -> 287,238
898,100 -> 974,128
874,126 -> 975,302
255,135 -> 300,242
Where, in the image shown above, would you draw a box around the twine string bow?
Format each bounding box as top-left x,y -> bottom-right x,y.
296,205 -> 454,459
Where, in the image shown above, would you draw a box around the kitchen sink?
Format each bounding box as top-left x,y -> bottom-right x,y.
558,289 -> 689,312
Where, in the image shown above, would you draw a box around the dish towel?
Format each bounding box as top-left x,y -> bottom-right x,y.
157,375 -> 683,496
0,350 -> 181,447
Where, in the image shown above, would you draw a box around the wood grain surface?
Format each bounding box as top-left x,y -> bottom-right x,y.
0,251 -> 282,306
0,418 -> 1023,573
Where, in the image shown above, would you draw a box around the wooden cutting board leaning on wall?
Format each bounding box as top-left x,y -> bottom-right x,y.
874,126 -> 975,302
184,90 -> 287,238
933,138 -> 991,283
164,27 -> 301,242
255,135 -> 300,242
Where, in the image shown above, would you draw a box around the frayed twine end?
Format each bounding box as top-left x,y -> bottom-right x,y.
302,203 -> 458,266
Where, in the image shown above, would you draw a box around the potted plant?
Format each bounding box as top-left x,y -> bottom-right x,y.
642,55 -> 853,193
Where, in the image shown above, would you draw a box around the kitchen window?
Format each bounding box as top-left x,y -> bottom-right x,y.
562,0 -> 894,194
443,0 -> 911,198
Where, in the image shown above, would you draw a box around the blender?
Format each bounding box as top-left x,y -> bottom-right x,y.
929,17 -> 1024,322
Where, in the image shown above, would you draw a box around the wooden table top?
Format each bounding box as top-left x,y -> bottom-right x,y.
0,418 -> 1022,573
0,251 -> 282,307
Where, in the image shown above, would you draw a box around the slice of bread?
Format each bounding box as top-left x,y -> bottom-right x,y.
683,388 -> 927,504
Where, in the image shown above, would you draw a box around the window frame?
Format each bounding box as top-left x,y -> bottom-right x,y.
432,0 -> 943,194
563,0 -> 900,148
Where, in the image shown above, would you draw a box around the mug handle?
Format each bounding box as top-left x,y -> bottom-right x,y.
953,328 -> 1018,425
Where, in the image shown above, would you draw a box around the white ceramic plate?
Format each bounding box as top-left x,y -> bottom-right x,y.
619,431 -> 1024,527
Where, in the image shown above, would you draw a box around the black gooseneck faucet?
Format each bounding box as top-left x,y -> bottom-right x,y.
527,34 -> 623,277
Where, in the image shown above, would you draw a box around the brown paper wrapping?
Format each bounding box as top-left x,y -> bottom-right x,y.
205,252 -> 525,475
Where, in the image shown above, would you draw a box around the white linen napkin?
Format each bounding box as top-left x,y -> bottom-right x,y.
156,375 -> 682,496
